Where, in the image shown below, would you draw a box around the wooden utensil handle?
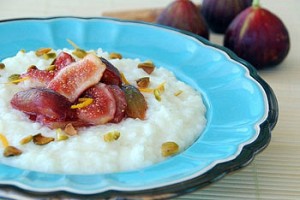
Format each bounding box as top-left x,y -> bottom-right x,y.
102,8 -> 162,22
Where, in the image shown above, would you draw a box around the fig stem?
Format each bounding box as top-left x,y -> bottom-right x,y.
252,0 -> 260,7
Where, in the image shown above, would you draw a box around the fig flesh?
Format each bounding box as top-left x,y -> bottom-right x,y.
201,0 -> 251,33
47,54 -> 106,102
156,0 -> 209,39
224,2 -> 290,69
52,52 -> 75,71
76,83 -> 116,125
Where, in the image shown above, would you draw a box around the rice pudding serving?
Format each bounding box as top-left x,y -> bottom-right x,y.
0,46 -> 206,174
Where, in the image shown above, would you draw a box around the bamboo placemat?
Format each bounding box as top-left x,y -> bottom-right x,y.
103,7 -> 300,200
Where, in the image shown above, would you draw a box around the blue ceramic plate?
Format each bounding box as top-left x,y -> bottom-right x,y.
0,17 -> 278,199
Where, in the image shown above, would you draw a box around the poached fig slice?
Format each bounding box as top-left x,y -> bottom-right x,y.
224,1 -> 290,68
21,52 -> 75,87
107,85 -> 127,123
100,57 -> 122,86
76,83 -> 116,125
122,85 -> 147,120
201,0 -> 251,33
52,52 -> 75,71
21,65 -> 55,87
36,117 -> 87,129
47,54 -> 106,102
156,0 -> 209,39
10,88 -> 74,121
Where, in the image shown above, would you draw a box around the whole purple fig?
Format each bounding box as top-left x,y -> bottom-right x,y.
156,0 -> 209,39
201,0 -> 251,33
224,0 -> 290,69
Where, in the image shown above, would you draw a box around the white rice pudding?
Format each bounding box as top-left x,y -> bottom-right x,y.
0,49 -> 206,174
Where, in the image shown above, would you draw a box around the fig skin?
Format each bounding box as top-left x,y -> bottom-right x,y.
156,0 -> 209,39
201,0 -> 252,33
224,5 -> 290,69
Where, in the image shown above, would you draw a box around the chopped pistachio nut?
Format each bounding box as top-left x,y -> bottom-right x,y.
153,89 -> 162,101
19,49 -> 26,53
46,64 -> 57,71
3,146 -> 22,157
72,48 -> 87,58
19,135 -> 33,145
103,131 -> 120,142
43,52 -> 56,60
7,74 -> 25,84
0,63 -> 5,70
136,77 -> 150,88
67,39 -> 87,58
161,142 -> 179,157
33,133 -> 54,145
35,47 -> 52,57
8,74 -> 21,82
7,74 -> 29,84
137,61 -> 155,74
56,129 -> 69,141
64,123 -> 78,136
109,52 -> 122,59
174,90 -> 183,96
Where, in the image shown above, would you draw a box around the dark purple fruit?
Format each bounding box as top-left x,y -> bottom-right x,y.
10,88 -> 74,121
224,2 -> 290,69
244,0 -> 253,6
156,0 -> 209,39
202,0 -> 252,33
100,57 -> 122,86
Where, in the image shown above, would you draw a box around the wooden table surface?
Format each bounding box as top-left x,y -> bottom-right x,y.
0,0 -> 299,199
